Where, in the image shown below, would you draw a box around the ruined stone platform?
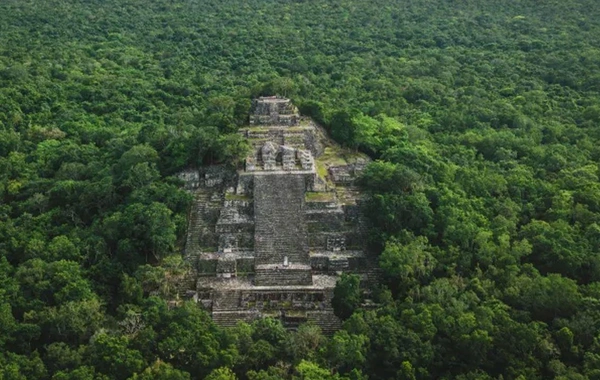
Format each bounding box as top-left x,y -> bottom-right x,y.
178,96 -> 373,332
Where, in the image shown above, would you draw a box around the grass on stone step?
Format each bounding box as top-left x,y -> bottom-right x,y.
305,192 -> 335,202
225,193 -> 251,201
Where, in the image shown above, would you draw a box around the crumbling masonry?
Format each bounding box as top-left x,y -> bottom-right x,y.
178,97 -> 375,333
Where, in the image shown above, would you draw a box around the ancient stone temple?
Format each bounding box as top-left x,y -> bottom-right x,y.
179,96 -> 374,332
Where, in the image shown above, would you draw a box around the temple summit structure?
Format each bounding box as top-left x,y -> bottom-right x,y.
178,96 -> 376,332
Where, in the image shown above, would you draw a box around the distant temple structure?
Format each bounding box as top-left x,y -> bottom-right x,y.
178,96 -> 375,332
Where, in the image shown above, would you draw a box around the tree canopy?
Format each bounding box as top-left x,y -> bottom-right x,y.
2,0 -> 600,378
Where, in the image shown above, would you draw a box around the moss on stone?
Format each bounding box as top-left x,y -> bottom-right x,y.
197,259 -> 218,274
305,192 -> 335,202
225,193 -> 251,201
316,160 -> 329,180
317,146 -> 348,166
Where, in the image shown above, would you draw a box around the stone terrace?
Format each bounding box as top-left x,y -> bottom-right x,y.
178,97 -> 375,332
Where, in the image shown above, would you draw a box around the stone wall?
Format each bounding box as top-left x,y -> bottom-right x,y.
254,264 -> 313,286
236,174 -> 254,196
252,97 -> 296,116
249,97 -> 299,126
250,114 -> 299,126
308,251 -> 368,275
207,287 -> 332,311
306,211 -> 344,232
215,199 -> 254,252
184,190 -> 221,258
236,257 -> 255,275
240,289 -> 328,310
197,258 -> 218,275
207,287 -> 339,331
178,169 -> 201,190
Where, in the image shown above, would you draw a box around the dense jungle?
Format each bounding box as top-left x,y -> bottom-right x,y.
2,0 -> 600,378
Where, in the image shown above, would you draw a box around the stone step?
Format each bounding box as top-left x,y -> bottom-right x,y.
212,289 -> 241,310
254,174 -> 309,267
211,310 -> 341,334
254,266 -> 313,286
329,260 -> 350,271
185,190 -> 224,255
306,311 -> 342,335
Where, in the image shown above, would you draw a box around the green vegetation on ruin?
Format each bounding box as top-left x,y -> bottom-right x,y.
317,146 -> 349,166
305,192 -> 336,202
225,193 -> 252,201
316,160 -> 330,181
316,146 -> 368,186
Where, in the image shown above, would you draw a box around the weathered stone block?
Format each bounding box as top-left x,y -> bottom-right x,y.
197,259 -> 217,274
254,264 -> 312,286
236,257 -> 255,275
310,256 -> 329,272
216,259 -> 236,276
